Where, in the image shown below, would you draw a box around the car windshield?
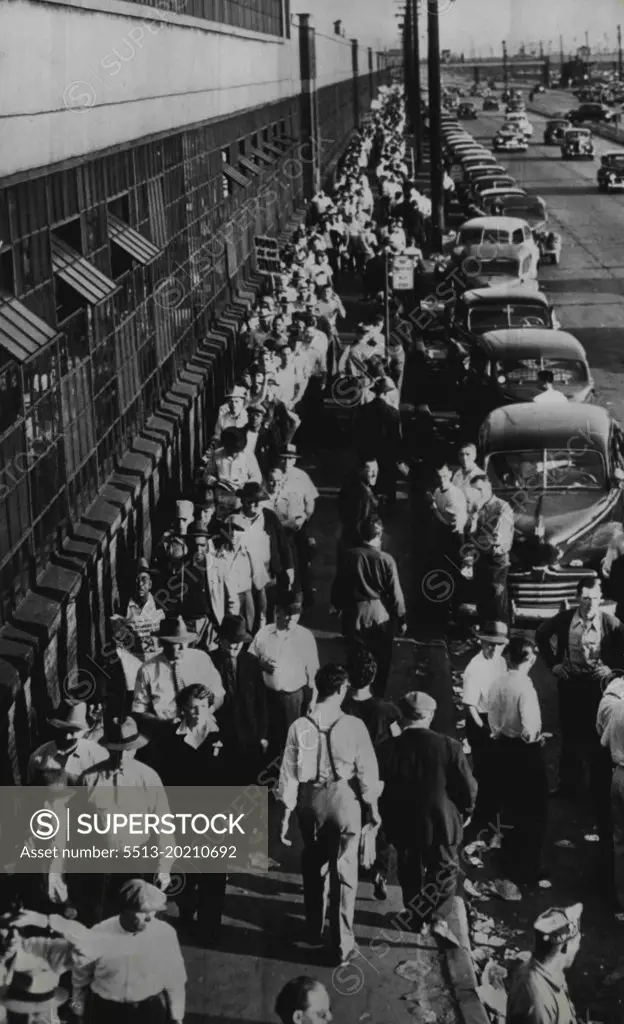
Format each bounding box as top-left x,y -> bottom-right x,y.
499,198 -> 546,224
487,449 -> 606,491
604,154 -> 624,168
468,304 -> 549,331
550,121 -> 568,128
459,228 -> 511,245
496,357 -> 588,384
566,131 -> 589,139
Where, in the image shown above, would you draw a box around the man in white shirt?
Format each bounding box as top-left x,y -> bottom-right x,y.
277,663 -> 381,966
72,879 -> 186,1023
203,428 -> 262,514
597,676 -> 624,916
213,385 -> 249,440
487,636 -> 549,883
451,442 -> 484,518
29,701 -> 108,786
533,369 -> 568,404
249,590 -> 319,756
462,621 -> 508,826
133,617 -> 224,738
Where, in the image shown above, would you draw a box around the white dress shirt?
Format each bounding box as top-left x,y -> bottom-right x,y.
249,623 -> 319,694
213,404 -> 248,440
487,669 -> 542,743
210,448 -> 262,490
277,709 -> 382,811
462,651 -> 507,714
564,611 -> 603,674
133,649 -> 225,720
597,678 -> 624,766
283,466 -> 318,519
533,389 -> 568,404
72,917 -> 186,1021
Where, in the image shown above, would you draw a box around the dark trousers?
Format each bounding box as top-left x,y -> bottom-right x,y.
86,990 -> 171,1024
265,685 -> 310,757
177,873 -> 227,940
377,456 -> 397,505
474,556 -> 509,624
558,675 -> 612,836
345,622 -> 394,698
491,736 -> 548,879
288,524 -> 314,605
393,842 -> 459,931
465,714 -> 497,826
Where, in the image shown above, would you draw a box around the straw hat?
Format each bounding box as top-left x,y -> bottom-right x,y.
473,621 -> 509,645
47,701 -> 89,732
0,953 -> 67,1014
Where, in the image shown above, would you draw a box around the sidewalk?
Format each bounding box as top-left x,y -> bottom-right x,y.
177,269 -> 467,1024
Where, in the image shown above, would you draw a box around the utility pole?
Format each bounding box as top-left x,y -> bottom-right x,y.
502,39 -> 509,91
403,0 -> 413,125
618,24 -> 623,80
412,0 -> 423,169
427,0 -> 445,250
559,33 -> 564,73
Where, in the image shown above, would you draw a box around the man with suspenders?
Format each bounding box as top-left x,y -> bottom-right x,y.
277,663 -> 382,967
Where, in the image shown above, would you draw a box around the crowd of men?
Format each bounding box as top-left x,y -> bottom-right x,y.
0,83 -> 618,1024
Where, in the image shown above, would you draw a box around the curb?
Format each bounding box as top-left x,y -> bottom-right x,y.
436,896 -> 489,1024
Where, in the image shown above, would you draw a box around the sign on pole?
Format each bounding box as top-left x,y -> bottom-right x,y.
391,255 -> 415,291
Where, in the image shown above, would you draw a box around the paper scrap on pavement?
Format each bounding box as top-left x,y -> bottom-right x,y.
555,839 -> 575,849
538,879 -> 553,889
465,878 -> 489,901
584,833 -> 600,843
489,878 -> 522,902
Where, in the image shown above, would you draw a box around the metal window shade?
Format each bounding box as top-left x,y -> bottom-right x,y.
249,147 -> 274,164
239,156 -> 262,176
51,238 -> 118,304
223,163 -> 252,188
0,292 -> 59,362
262,141 -> 284,156
108,214 -> 160,265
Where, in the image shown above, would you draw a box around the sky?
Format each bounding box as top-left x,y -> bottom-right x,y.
295,0 -> 624,55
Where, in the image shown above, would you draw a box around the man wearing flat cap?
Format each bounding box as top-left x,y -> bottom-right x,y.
378,690 -> 477,931
507,904 -> 582,1024
214,385 -> 249,441
72,879 -> 186,1023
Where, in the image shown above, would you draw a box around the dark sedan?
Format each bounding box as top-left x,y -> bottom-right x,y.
477,403 -> 624,621
543,118 -> 571,144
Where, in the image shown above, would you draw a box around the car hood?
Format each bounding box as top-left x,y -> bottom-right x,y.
511,490 -> 612,548
467,274 -> 525,289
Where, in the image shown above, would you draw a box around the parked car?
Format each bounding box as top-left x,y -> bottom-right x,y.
560,127 -> 595,159
450,216 -> 541,292
567,103 -> 616,124
496,194 -> 563,265
493,126 -> 529,152
543,118 -> 571,144
506,101 -> 526,114
458,102 -> 479,119
597,151 -> 624,191
479,189 -> 529,217
504,113 -> 533,137
449,285 -> 559,348
455,329 -> 594,432
476,403 -> 624,621
483,97 -> 500,111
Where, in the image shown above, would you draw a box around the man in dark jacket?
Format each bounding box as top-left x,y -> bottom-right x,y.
331,515 -> 406,697
536,578 -> 624,825
337,458 -> 379,554
353,379 -> 403,505
378,690 -> 477,932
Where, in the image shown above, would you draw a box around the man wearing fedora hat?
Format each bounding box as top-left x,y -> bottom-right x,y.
72,879 -> 186,1023
210,614 -> 265,771
29,701 -> 108,788
378,691 -> 477,930
133,617 -> 224,738
214,385 -> 249,442
462,622 -> 508,827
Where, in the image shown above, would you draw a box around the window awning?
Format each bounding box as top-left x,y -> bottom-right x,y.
262,141 -> 284,157
223,163 -> 251,188
239,156 -> 262,176
108,214 -> 160,265
51,238 -> 119,304
249,147 -> 275,164
0,292 -> 59,363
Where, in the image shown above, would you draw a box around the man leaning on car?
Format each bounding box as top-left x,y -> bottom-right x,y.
536,579 -> 624,836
